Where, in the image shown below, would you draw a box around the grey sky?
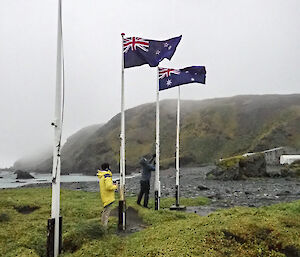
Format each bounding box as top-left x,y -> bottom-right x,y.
0,0 -> 299,167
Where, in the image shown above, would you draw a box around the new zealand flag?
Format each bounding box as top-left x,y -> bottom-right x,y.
123,35 -> 182,68
159,66 -> 206,91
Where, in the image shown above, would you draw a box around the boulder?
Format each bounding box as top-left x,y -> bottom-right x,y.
239,153 -> 267,177
197,185 -> 210,191
14,170 -> 34,179
206,153 -> 267,180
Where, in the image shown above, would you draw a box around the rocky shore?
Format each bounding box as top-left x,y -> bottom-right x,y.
22,166 -> 300,214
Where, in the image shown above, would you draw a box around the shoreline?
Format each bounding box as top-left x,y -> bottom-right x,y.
15,166 -> 300,214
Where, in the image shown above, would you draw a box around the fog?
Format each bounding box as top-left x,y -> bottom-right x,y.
0,0 -> 299,167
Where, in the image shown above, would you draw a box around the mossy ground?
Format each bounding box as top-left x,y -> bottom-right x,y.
218,155 -> 245,169
0,188 -> 299,257
289,160 -> 300,176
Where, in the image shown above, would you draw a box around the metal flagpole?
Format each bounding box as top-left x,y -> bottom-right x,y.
118,33 -> 126,230
48,0 -> 64,256
170,86 -> 185,211
175,86 -> 180,206
155,67 -> 160,210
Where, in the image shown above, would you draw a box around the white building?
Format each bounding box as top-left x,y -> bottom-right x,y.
280,155 -> 300,165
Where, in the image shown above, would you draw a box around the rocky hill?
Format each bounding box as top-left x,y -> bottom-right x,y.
16,94 -> 300,175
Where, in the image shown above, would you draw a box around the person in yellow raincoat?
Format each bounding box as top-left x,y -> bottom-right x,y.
97,163 -> 118,227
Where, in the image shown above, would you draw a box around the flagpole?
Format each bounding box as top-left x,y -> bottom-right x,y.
118,33 -> 126,231
48,0 -> 64,256
170,85 -> 185,211
175,86 -> 180,206
155,67 -> 160,210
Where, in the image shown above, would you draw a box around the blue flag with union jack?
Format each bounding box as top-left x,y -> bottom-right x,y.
123,35 -> 182,68
159,66 -> 206,91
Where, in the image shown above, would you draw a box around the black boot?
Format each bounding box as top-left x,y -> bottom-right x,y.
137,191 -> 143,205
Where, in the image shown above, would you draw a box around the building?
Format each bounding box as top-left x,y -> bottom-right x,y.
263,147 -> 286,165
280,155 -> 300,165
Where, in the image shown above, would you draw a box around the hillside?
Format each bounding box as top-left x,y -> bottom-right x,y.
18,94 -> 300,174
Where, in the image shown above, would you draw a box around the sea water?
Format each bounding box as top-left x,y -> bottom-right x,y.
0,170 -> 123,189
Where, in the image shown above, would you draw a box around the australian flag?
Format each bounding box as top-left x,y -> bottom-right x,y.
159,66 -> 206,91
123,35 -> 182,68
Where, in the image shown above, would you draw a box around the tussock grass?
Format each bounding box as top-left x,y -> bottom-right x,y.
0,188 -> 299,257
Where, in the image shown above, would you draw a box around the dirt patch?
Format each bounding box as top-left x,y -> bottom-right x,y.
111,206 -> 147,234
222,230 -> 246,244
281,245 -> 300,257
14,205 -> 40,214
0,213 -> 10,222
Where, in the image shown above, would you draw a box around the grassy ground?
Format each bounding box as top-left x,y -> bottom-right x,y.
0,188 -> 299,257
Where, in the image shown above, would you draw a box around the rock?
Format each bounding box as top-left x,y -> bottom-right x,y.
276,190 -> 291,196
14,170 -> 34,179
206,153 -> 267,180
206,166 -> 242,181
197,185 -> 210,191
239,153 -> 267,177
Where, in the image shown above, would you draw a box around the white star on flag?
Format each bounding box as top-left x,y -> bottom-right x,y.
166,79 -> 172,86
164,43 -> 169,47
185,71 -> 189,73
155,50 -> 160,55
191,78 -> 195,81
168,45 -> 172,50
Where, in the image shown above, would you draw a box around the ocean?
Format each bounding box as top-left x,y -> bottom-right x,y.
0,170 -> 121,189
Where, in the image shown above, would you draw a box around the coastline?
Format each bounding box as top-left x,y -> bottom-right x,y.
18,166 -> 300,212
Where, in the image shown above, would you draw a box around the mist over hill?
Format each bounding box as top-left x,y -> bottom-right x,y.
13,124 -> 103,174
14,94 -> 300,175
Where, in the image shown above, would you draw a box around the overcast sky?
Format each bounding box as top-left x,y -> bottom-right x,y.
0,0 -> 299,167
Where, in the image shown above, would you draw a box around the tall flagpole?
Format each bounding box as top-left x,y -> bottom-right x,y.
175,86 -> 180,206
170,86 -> 185,211
155,67 -> 160,210
118,33 -> 126,230
49,0 -> 64,256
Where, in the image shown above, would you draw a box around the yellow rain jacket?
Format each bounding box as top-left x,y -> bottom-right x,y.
97,169 -> 117,207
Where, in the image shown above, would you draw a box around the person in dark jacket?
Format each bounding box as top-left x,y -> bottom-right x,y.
137,154 -> 156,208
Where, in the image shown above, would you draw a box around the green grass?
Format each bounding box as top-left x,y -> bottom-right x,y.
218,155 -> 245,169
1,188 -> 300,257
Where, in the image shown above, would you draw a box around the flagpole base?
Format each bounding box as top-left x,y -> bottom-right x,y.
47,216 -> 62,257
170,205 -> 186,211
118,200 -> 126,231
154,190 -> 160,210
175,185 -> 179,206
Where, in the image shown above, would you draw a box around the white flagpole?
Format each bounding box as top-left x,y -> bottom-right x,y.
155,67 -> 160,210
170,85 -> 185,211
51,0 -> 64,256
175,86 -> 180,206
119,33 -> 126,230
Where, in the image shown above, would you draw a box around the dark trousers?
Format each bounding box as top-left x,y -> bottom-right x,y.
137,180 -> 150,207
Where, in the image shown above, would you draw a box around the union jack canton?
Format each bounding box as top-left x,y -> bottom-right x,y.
159,66 -> 206,91
123,35 -> 182,68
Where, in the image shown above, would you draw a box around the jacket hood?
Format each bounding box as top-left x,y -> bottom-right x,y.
97,169 -> 111,178
139,158 -> 148,166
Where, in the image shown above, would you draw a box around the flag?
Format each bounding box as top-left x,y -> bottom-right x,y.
159,66 -> 206,91
123,35 -> 182,68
